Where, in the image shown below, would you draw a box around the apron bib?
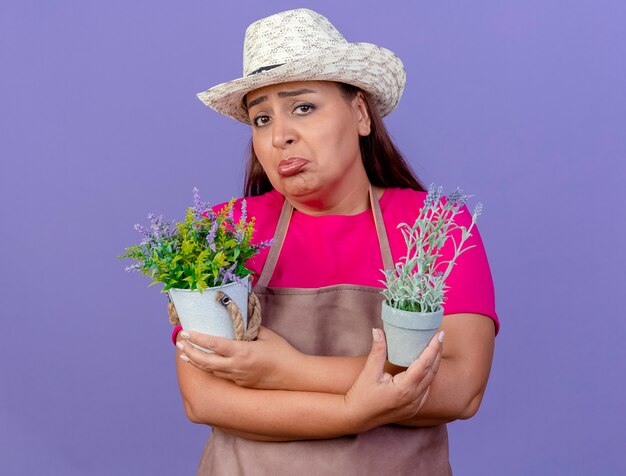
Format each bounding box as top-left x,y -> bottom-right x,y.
197,188 -> 452,475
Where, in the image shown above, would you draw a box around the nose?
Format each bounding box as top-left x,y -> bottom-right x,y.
271,113 -> 296,149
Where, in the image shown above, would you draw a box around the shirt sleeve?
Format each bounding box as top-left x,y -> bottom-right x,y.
437,204 -> 499,335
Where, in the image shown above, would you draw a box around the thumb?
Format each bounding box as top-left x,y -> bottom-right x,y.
361,328 -> 388,381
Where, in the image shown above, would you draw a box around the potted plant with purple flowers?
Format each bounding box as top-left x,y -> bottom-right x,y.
380,184 -> 482,366
118,188 -> 270,342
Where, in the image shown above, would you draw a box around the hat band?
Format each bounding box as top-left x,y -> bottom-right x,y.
247,63 -> 285,76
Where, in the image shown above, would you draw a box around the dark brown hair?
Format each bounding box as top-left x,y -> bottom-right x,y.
243,82 -> 425,196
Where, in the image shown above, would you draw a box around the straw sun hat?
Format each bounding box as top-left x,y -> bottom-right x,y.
197,8 -> 406,124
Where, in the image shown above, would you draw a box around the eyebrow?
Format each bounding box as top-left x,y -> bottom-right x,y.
246,88 -> 317,109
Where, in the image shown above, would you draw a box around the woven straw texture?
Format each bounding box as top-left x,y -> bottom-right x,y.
197,9 -> 406,123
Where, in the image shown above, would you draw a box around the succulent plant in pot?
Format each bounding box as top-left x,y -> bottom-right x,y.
380,184 -> 482,367
118,188 -> 271,343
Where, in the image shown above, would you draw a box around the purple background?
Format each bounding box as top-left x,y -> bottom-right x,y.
1,1 -> 624,474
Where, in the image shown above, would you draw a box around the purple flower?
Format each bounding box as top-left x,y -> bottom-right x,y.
217,263 -> 246,286
473,202 -> 483,217
223,262 -> 237,281
134,223 -> 150,244
193,187 -> 213,220
121,190 -> 267,292
206,221 -> 218,252
447,187 -> 471,206
241,199 -> 248,223
202,209 -> 216,221
148,214 -> 162,240
425,184 -> 443,208
193,187 -> 201,207
144,213 -> 175,242
257,239 -> 274,250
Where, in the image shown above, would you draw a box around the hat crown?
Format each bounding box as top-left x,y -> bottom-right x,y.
198,8 -> 405,123
243,9 -> 347,76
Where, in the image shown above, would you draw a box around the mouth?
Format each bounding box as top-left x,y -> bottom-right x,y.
277,157 -> 309,177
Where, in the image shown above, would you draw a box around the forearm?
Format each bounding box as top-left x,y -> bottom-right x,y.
178,327 -> 448,441
176,314 -> 493,437
178,353 -> 357,440
288,315 -> 495,426
291,354 -> 364,393
299,355 -> 482,427
395,356 -> 483,426
285,354 -> 404,394
396,314 -> 496,426
213,426 -> 316,442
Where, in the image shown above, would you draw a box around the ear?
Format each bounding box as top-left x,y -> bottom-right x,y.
354,91 -> 372,137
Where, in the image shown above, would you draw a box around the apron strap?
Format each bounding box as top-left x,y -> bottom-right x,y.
257,197 -> 293,288
370,186 -> 394,271
256,185 -> 394,288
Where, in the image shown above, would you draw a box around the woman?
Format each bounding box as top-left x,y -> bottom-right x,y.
173,9 -> 497,475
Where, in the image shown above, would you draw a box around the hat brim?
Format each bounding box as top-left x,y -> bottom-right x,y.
197,42 -> 406,123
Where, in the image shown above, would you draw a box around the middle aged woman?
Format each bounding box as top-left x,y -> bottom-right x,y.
173,9 -> 497,475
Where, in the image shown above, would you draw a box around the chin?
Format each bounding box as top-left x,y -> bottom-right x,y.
278,175 -> 321,198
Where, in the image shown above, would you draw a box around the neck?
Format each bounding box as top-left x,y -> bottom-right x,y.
285,180 -> 382,216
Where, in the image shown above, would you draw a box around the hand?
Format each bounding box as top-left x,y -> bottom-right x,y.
176,326 -> 303,390
344,328 -> 444,432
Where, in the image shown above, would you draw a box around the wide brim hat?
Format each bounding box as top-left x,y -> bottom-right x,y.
197,8 -> 406,124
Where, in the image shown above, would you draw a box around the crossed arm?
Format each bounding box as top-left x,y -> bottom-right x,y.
175,313 -> 495,441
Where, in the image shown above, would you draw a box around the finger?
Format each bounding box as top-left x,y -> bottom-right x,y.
416,386 -> 431,413
180,354 -> 216,376
360,328 -> 389,382
184,331 -> 236,357
431,341 -> 443,374
177,340 -> 224,372
176,345 -> 200,369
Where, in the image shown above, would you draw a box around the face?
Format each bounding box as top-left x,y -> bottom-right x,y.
245,81 -> 371,203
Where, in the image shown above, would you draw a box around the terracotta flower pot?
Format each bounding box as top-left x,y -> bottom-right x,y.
168,280 -> 249,350
381,302 -> 443,367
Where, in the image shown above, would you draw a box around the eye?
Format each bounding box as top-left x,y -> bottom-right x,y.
294,103 -> 315,115
252,115 -> 271,127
